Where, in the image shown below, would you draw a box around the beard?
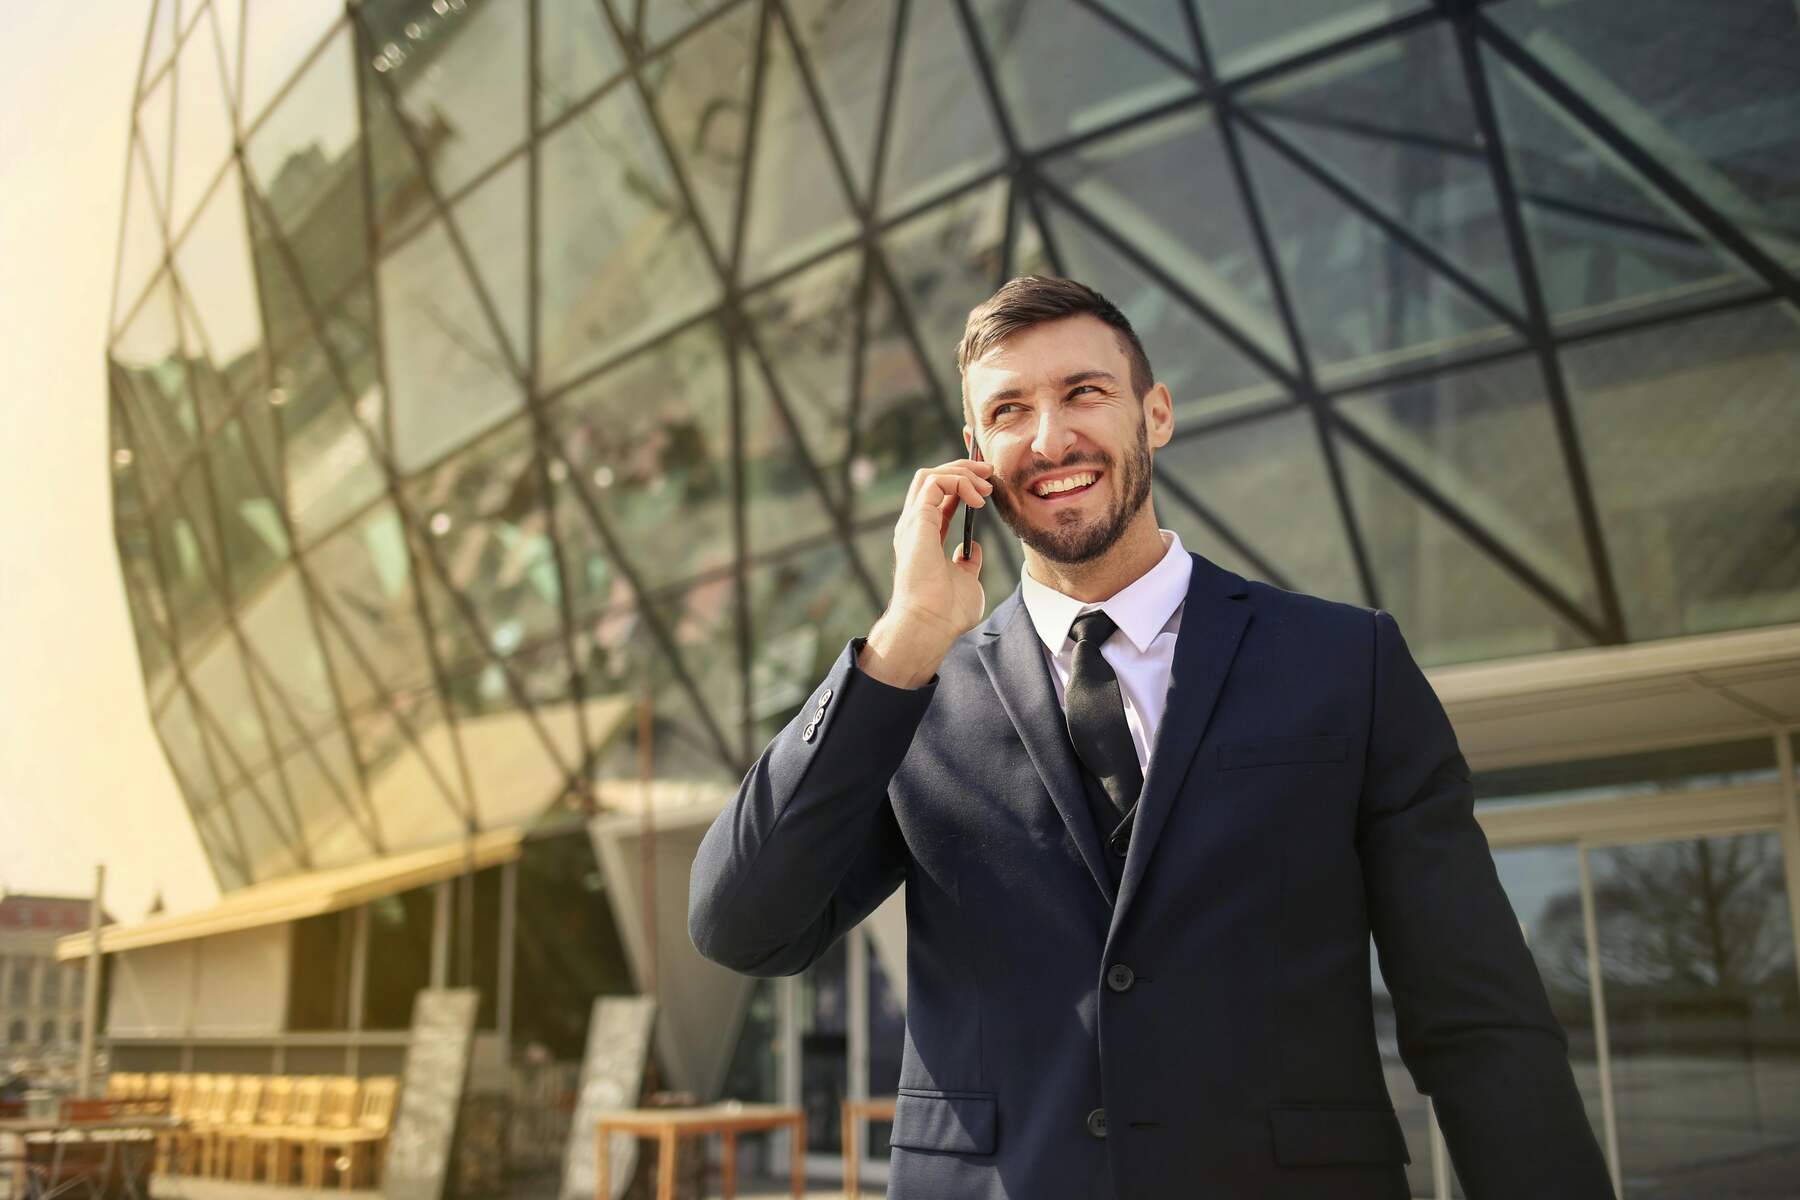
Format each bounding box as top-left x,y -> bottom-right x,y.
987,420 -> 1154,565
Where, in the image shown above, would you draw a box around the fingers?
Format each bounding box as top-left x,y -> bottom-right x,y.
952,539 -> 983,572
904,459 -> 995,510
914,469 -> 992,516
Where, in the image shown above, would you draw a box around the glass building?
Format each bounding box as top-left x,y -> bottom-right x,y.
84,0 -> 1800,1196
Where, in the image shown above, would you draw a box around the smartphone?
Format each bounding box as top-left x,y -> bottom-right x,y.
960,451 -> 981,561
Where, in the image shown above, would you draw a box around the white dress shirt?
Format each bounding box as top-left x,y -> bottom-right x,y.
1018,529 -> 1193,773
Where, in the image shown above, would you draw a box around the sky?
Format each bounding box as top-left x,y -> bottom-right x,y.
0,0 -> 221,923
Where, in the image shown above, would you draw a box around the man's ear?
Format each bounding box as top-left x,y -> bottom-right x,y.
963,424 -> 978,458
1144,383 -> 1174,449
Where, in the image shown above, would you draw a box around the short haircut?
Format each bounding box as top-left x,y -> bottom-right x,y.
956,275 -> 1154,425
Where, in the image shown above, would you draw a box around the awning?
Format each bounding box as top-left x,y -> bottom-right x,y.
1431,621 -> 1800,770
54,827 -> 523,961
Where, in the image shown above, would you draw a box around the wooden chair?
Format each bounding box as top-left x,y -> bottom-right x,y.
141,1074 -> 173,1116
158,1074 -> 213,1178
202,1072 -> 264,1180
308,1077 -> 399,1191
296,1079 -> 361,1188
224,1076 -> 294,1182
240,1076 -> 324,1187
176,1074 -> 240,1179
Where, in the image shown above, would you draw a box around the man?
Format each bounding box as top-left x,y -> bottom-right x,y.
689,276 -> 1612,1198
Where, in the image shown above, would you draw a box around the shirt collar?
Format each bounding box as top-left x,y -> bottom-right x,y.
1019,529 -> 1192,657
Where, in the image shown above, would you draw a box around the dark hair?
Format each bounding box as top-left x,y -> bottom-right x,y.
955,275 -> 1154,417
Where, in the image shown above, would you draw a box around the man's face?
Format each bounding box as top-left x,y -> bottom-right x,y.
963,316 -> 1172,565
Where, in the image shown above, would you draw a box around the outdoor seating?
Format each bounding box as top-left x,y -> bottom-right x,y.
223,1076 -> 293,1182
304,1076 -> 398,1191
236,1076 -> 325,1187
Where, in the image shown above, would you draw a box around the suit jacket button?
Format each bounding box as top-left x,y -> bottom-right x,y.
1086,1107 -> 1107,1139
802,721 -> 818,742
1106,964 -> 1135,993
1109,832 -> 1129,857
820,688 -> 833,703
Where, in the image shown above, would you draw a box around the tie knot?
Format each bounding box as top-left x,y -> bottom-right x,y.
1070,610 -> 1118,647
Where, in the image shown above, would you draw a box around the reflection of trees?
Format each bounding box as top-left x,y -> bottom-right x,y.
1533,836 -> 1797,1018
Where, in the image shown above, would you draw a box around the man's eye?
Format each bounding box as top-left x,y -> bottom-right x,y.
992,403 -> 1020,417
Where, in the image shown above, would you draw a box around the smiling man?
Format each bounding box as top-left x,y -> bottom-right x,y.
689,276 -> 1612,1199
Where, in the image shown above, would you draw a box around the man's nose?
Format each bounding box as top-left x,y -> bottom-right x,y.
1030,407 -> 1077,460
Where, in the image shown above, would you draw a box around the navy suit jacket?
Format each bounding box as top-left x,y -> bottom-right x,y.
689,552 -> 1613,1198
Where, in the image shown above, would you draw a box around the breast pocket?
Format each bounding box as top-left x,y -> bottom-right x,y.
1217,734 -> 1348,770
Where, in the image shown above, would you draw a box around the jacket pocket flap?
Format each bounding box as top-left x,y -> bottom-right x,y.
1219,735 -> 1348,770
1269,1105 -> 1410,1166
890,1090 -> 996,1155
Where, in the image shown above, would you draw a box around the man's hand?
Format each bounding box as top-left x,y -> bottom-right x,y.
857,458 -> 995,688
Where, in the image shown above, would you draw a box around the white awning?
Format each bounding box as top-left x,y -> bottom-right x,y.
55,827 -> 523,961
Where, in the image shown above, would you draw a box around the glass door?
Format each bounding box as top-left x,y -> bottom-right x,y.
1588,831 -> 1800,1197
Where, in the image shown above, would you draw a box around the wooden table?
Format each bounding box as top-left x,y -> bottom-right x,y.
0,1116 -> 180,1200
839,1098 -> 895,1200
594,1103 -> 804,1200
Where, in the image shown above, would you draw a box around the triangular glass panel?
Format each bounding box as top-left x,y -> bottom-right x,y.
1155,407 -> 1364,604
227,768 -> 308,881
880,0 -> 1005,216
583,639 -> 741,796
1009,186 -> 1055,278
1483,46 -> 1762,331
1557,300 -> 1800,640
642,0 -> 757,259
440,636 -> 587,829
271,305 -> 388,547
641,0 -> 733,52
141,0 -> 181,87
242,23 -> 367,309
537,0 -> 625,124
172,283 -> 240,434
378,214 -> 525,473
739,10 -> 859,284
967,0 -> 1195,149
1337,433 -> 1597,665
401,413 -> 568,676
155,683 -> 224,808
169,6 -> 236,233
1038,194 -> 1293,425
537,83 -> 723,386
1195,0 -> 1429,81
188,627 -> 282,788
191,803 -> 252,890
173,162 -> 265,389
286,729 -> 384,869
239,0 -> 342,132
146,480 -> 227,654
879,177 -> 1009,399
786,0 -> 896,203
234,565 -> 339,737
1242,23 -> 1525,316
1333,354 -> 1598,612
199,429 -> 288,612
742,248 -> 864,509
1488,0 -> 1800,269
544,322 -> 736,594
360,0 -> 528,199
1152,486 -> 1277,589
138,54 -> 177,222
745,542 -> 880,746
112,274 -> 197,499
113,137 -> 170,335
305,499 -> 437,697
1238,122 -> 1520,385
212,0 -> 245,105
451,154 -> 529,367
1091,0 -> 1198,71
848,265 -> 957,519
738,342 -> 841,558
1043,105 -> 1292,372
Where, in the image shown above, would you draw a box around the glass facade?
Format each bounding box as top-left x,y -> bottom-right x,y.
104,1 -> 1800,1193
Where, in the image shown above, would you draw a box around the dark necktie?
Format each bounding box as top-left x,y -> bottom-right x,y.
1064,611 -> 1143,820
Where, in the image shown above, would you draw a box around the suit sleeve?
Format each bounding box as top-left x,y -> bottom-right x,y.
1357,610 -> 1614,1199
687,636 -> 932,977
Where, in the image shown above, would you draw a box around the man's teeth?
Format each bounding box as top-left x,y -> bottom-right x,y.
1034,472 -> 1097,496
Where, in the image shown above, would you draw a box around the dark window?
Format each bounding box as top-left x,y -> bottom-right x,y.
511,830 -> 633,1061
287,910 -> 353,1030
363,887 -> 436,1031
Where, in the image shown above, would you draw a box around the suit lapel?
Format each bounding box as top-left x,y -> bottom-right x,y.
977,595 -> 1117,907
1111,554 -> 1252,933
